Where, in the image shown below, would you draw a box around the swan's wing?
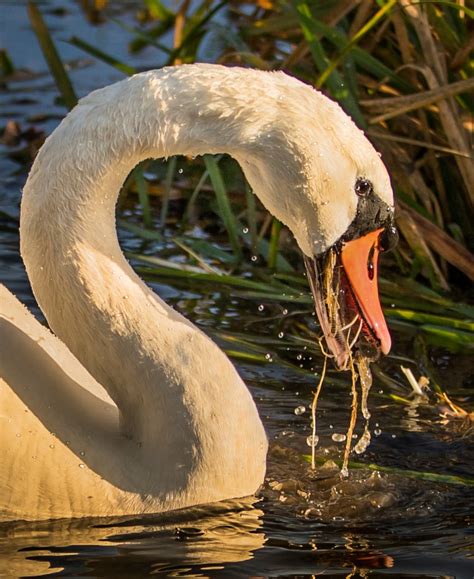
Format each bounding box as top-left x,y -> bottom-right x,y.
0,284 -> 126,521
0,283 -> 114,404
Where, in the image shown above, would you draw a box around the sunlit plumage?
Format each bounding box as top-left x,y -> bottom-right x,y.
0,64 -> 393,521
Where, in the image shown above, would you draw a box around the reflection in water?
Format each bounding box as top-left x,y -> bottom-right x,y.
0,500 -> 265,577
401,401 -> 425,433
0,497 -> 405,577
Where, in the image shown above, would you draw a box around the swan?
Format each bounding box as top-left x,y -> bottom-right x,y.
0,64 -> 396,522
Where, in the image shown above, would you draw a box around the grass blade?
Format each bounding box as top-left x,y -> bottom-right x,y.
268,219 -> 282,270
295,1 -> 366,127
385,309 -> 474,332
182,168 -> 210,226
28,1 -> 77,110
420,325 -> 474,351
69,36 -> 136,75
160,157 -> 177,228
292,8 -> 413,93
204,155 -> 243,261
303,455 -> 474,487
133,166 -> 152,228
316,0 -> 397,90
110,17 -> 172,55
0,49 -> 15,77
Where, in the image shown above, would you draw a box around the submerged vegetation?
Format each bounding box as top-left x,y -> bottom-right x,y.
1,1 -> 473,466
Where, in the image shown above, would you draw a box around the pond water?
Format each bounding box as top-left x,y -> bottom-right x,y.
1,2 -> 473,577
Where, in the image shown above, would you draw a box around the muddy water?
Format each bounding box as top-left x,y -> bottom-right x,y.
1,2 -> 473,577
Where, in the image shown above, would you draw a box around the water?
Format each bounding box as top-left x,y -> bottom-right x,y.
1,2 -> 473,576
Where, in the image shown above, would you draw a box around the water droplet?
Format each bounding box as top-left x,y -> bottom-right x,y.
79,451 -> 85,457
49,444 -> 55,449
251,255 -> 258,262
178,168 -> 184,174
79,463 -> 85,469
374,428 -> 382,436
242,227 -> 249,234
331,433 -> 346,443
354,430 -> 371,454
258,304 -> 264,312
278,332 -> 284,338
282,308 -> 288,315
297,354 -> 303,360
294,405 -> 306,416
306,434 -> 319,447
265,353 -> 272,361
16,433 -> 21,438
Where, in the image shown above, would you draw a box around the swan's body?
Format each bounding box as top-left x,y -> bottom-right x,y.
0,64 -> 394,521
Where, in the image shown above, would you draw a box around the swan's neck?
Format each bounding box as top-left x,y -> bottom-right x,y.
20,66 -> 279,451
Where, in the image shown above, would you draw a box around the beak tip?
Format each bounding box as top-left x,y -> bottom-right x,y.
379,328 -> 391,356
381,341 -> 391,356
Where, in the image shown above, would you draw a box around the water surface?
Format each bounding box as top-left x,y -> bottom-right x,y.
1,2 -> 473,577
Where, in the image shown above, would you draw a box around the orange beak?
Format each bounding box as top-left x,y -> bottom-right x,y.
340,228 -> 391,355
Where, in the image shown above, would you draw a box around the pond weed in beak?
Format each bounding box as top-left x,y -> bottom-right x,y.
304,229 -> 389,475
305,228 -> 392,371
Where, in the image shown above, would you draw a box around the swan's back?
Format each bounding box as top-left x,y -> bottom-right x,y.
0,285 -> 124,520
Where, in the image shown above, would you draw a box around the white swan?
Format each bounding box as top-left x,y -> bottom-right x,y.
0,64 -> 395,522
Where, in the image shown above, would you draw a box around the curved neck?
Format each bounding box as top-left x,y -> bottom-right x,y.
25,69 -> 262,247
20,66 -> 277,448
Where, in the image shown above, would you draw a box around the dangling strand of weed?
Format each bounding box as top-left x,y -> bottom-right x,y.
348,319 -> 364,352
324,250 -> 339,336
341,349 -> 359,478
310,355 -> 328,470
353,354 -> 373,455
340,313 -> 359,333
317,335 -> 335,359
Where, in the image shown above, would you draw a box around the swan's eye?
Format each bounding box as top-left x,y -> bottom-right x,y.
355,178 -> 373,197
379,226 -> 399,253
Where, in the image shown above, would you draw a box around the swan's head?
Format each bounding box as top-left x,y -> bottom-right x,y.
238,76 -> 397,369
297,116 -> 397,371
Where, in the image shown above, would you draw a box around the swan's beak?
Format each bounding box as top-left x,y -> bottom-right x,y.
304,228 -> 392,371
340,229 -> 391,355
